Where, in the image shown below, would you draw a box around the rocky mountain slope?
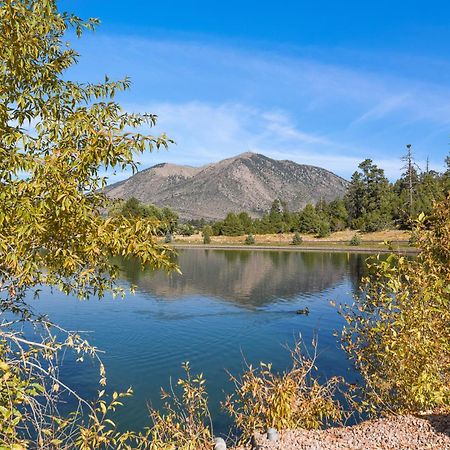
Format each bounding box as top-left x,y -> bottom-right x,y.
104,152 -> 348,220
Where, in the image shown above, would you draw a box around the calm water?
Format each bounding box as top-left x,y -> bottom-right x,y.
31,249 -> 368,434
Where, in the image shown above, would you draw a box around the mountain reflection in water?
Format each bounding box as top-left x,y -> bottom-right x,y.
118,249 -> 366,308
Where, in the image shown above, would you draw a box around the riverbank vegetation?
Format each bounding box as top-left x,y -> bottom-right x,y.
341,195 -> 450,414
1,1 -> 449,449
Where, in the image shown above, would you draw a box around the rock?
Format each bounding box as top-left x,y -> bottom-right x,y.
267,428 -> 279,442
214,437 -> 227,450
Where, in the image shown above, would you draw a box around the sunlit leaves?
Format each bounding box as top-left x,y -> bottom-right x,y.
0,0 -> 177,447
341,196 -> 450,414
223,338 -> 343,442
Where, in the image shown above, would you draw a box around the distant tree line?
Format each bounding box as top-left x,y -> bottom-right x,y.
109,153 -> 449,238
209,154 -> 449,237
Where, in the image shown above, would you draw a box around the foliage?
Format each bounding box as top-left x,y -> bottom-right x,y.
291,232 -> 303,245
326,199 -> 348,232
202,225 -> 212,244
177,223 -> 196,237
109,198 -> 178,233
296,204 -> 321,234
244,234 -> 255,245
316,220 -> 331,238
349,234 -> 361,246
0,0 -> 177,446
221,213 -> 245,236
345,159 -> 394,231
223,339 -> 343,442
237,212 -> 253,234
341,196 -> 450,414
148,362 -> 213,450
205,155 -> 447,237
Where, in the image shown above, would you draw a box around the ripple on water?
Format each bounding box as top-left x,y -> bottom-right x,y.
29,250 -> 368,434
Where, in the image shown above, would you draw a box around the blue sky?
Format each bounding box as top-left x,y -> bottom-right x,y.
61,0 -> 450,180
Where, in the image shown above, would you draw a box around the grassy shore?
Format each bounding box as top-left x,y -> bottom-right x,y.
169,230 -> 418,254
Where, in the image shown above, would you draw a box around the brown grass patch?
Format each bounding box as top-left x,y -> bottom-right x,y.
172,229 -> 411,246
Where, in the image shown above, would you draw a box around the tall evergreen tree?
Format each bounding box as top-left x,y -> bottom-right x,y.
238,211 -> 254,234
345,159 -> 394,231
269,199 -> 287,233
221,212 -> 244,236
297,204 -> 321,233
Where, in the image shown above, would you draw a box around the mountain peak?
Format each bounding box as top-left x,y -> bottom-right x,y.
105,153 -> 348,220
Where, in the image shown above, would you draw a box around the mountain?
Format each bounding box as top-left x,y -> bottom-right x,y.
104,152 -> 349,220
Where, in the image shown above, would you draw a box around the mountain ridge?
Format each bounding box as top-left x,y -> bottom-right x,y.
105,152 -> 349,220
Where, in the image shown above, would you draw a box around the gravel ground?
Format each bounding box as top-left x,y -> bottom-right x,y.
248,415 -> 450,450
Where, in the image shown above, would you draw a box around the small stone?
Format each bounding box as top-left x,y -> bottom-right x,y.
267,427 -> 279,442
214,437 -> 226,450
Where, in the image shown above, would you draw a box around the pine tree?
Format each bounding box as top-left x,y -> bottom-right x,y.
221,212 -> 244,236
345,159 -> 394,231
238,211 -> 254,234
269,199 -> 286,233
297,204 -> 321,234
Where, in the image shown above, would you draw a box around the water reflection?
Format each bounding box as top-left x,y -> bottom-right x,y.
35,250 -> 370,434
118,249 -> 366,308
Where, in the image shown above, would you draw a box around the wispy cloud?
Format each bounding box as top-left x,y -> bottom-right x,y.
104,100 -> 442,183
71,34 -> 449,182
351,94 -> 413,125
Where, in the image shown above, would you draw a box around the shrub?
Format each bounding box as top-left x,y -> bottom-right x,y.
341,197 -> 450,414
177,224 -> 196,236
292,232 -> 303,245
202,225 -> 212,244
349,234 -> 361,246
148,362 -> 213,450
245,234 -> 255,245
223,339 -> 343,442
408,230 -> 418,247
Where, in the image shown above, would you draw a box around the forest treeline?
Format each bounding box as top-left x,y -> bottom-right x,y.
110,155 -> 450,238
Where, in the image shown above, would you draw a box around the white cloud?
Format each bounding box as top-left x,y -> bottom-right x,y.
100,100 -> 433,183
71,35 -> 449,183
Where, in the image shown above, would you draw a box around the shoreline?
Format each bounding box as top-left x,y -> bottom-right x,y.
172,243 -> 419,255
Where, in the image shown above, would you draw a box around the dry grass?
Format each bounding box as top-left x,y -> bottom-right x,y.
172,230 -> 411,246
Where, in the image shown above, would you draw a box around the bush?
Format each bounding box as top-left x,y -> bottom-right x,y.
177,224 -> 195,236
341,197 -> 450,414
408,231 -> 418,247
349,234 -> 361,246
292,232 -> 303,245
223,339 -> 343,442
245,234 -> 255,245
202,225 -> 212,244
316,220 -> 331,238
148,362 -> 212,450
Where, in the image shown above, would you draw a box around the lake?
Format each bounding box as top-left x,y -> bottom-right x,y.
32,249 -> 368,434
